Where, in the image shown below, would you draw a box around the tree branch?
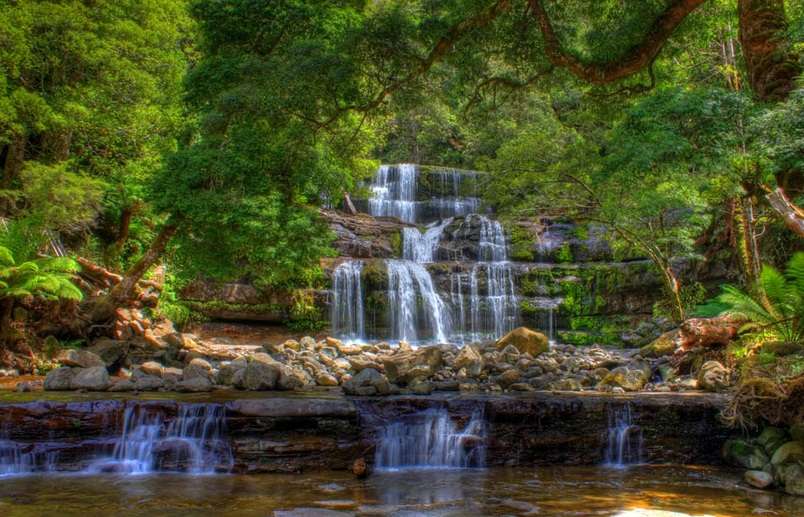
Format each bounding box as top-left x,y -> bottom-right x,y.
766,187 -> 804,237
528,0 -> 707,84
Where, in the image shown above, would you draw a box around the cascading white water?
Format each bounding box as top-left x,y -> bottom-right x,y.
374,408 -> 486,470
369,164 -> 418,223
387,260 -> 451,344
0,440 -> 57,477
604,404 -> 643,467
450,214 -> 519,343
90,404 -> 232,474
331,260 -> 365,341
402,218 -> 453,263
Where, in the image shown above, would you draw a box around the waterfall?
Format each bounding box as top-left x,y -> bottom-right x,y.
387,260 -> 451,344
449,215 -> 519,343
604,404 -> 643,467
369,163 -> 417,223
402,218 -> 453,263
331,260 -> 365,341
374,408 -> 486,470
0,440 -> 58,477
90,404 -> 232,475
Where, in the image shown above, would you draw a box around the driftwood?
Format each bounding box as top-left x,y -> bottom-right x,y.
766,187 -> 804,238
676,316 -> 742,354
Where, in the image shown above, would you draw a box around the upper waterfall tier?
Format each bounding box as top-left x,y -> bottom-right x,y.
361,164 -> 485,224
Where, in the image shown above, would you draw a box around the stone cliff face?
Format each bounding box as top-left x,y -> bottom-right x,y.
180,164 -> 723,346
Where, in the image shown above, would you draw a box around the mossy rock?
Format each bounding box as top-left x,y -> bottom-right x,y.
640,330 -> 678,358
757,427 -> 790,457
723,438 -> 770,470
770,441 -> 804,466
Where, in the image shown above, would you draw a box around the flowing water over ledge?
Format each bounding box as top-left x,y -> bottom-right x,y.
0,466 -> 800,516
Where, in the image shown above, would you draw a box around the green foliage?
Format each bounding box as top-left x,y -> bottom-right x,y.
286,290 -> 326,332
0,246 -> 82,303
718,253 -> 804,343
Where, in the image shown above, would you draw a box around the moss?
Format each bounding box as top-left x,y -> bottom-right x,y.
505,223 -> 535,262
388,231 -> 402,258
286,290 -> 327,331
556,242 -> 573,263
361,260 -> 388,290
519,299 -> 539,318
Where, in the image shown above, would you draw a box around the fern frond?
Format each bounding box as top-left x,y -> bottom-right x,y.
0,247 -> 14,267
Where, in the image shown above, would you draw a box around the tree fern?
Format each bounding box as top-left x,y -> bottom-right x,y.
0,246 -> 84,303
718,252 -> 804,343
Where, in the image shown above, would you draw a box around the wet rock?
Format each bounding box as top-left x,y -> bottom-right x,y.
342,368 -> 390,396
108,378 -> 136,392
454,345 -> 483,376
134,373 -> 164,391
352,457 -> 368,478
777,462 -> 804,496
87,339 -> 129,368
757,427 -> 789,456
496,327 -> 549,356
639,330 -> 678,358
408,378 -> 433,395
770,441 -> 804,466
176,376 -> 213,392
238,356 -> 281,390
498,369 -> 521,388
300,336 -> 317,350
550,378 -> 583,391
217,358 -> 247,385
316,372 -> 339,387
745,469 -> 774,489
44,367 -> 75,391
162,367 -> 183,385
347,356 -> 381,372
139,361 -> 164,377
723,438 -> 770,469
697,361 -> 730,392
509,382 -> 534,392
382,346 -> 442,384
56,349 -> 105,369
70,366 -> 110,391
597,365 -> 650,392
183,358 -> 214,382
276,364 -> 308,390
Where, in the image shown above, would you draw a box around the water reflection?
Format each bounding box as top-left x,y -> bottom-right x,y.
0,466 -> 800,516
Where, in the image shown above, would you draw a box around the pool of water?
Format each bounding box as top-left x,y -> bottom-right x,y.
0,465 -> 800,516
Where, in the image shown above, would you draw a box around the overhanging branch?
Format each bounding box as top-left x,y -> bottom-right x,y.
528,0 -> 707,84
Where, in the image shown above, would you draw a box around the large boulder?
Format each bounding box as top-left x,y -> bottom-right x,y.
342,368 -> 391,396
777,462 -> 804,496
44,367 -> 75,391
70,366 -> 110,391
495,327 -> 549,357
382,346 -> 443,384
697,361 -> 731,392
56,349 -> 105,369
176,376 -> 213,392
183,358 -> 213,382
757,427 -> 789,456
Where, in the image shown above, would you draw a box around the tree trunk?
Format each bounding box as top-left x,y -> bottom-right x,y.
110,222 -> 178,302
738,0 -> 800,101
766,187 -> 804,237
2,134 -> 25,189
115,205 -> 135,248
342,193 -> 357,215
738,196 -> 762,288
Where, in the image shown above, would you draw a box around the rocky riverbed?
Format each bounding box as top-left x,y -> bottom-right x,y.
28,323 -> 730,398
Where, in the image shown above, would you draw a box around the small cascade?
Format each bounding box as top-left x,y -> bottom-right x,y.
387,260 -> 451,343
604,404 -> 643,467
331,260 -> 365,341
91,404 -> 232,475
402,218 -> 453,263
0,440 -> 58,477
369,163 -> 417,222
374,408 -> 486,470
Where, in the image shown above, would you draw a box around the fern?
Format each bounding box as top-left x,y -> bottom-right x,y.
717,252 -> 804,343
0,246 -> 84,303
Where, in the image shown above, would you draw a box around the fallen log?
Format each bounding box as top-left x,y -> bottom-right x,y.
676,316 -> 742,354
